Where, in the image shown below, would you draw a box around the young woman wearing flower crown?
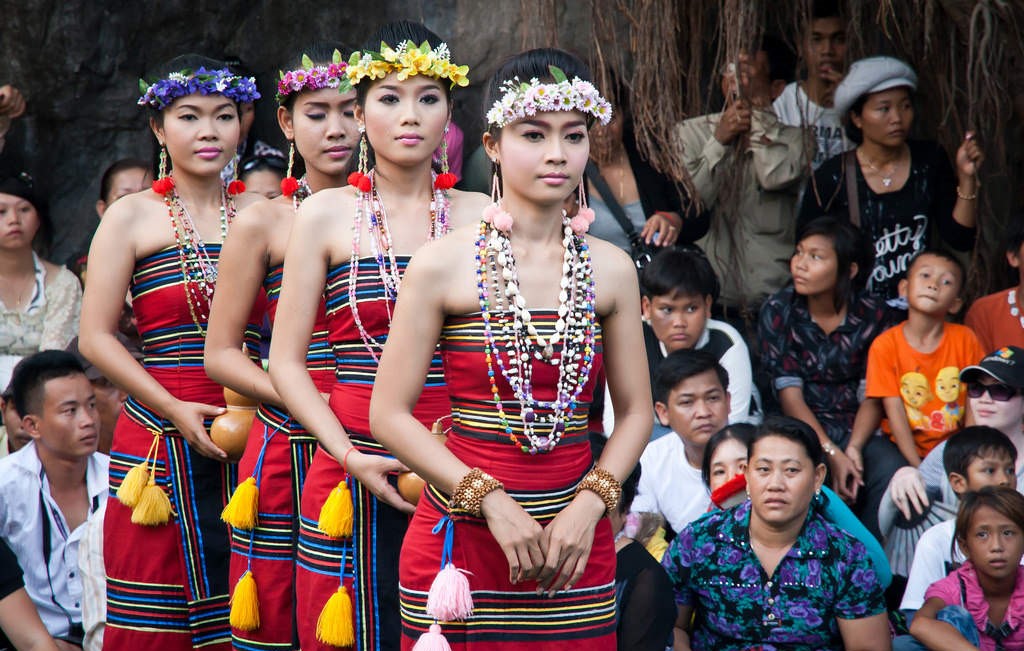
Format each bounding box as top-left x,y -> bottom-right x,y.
202,42 -> 358,650
78,55 -> 262,651
267,21 -> 488,651
369,48 -> 652,650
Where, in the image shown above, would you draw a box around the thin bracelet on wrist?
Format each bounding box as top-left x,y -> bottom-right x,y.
956,183 -> 979,200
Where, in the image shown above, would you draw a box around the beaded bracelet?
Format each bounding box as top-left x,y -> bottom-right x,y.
575,467 -> 621,514
450,468 -> 504,517
956,183 -> 979,201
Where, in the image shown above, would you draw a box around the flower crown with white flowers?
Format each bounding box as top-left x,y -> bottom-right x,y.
276,51 -> 351,104
345,40 -> 469,89
486,66 -> 613,129
138,67 -> 260,111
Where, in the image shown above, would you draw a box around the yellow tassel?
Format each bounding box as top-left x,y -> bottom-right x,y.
117,461 -> 149,509
229,570 -> 260,632
222,477 -> 259,530
131,477 -> 172,526
317,481 -> 353,538
315,586 -> 354,647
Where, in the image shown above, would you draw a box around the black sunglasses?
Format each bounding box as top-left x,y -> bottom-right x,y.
966,382 -> 1020,402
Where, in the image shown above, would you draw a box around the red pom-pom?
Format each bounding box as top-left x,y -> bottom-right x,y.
281,177 -> 300,197
357,175 -> 372,193
227,180 -> 247,196
433,172 -> 458,191
347,172 -> 365,188
151,177 -> 175,196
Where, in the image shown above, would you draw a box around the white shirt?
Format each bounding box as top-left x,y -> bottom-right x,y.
694,318 -> 761,425
630,432 -> 710,534
79,501 -> 106,651
772,82 -> 850,170
0,442 -> 109,639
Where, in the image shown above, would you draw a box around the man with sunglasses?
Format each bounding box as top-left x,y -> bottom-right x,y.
888,346 -> 1024,522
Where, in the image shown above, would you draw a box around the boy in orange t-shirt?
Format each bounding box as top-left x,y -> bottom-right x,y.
964,218 -> 1024,351
866,250 -> 985,465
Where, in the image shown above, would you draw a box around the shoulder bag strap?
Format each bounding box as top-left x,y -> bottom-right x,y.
844,149 -> 861,228
585,160 -> 644,247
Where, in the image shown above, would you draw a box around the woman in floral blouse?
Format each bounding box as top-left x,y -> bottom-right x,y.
662,416 -> 889,651
758,216 -> 894,504
0,175 -> 81,390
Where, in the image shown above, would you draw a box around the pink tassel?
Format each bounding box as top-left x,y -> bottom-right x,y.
412,624 -> 452,651
492,210 -> 514,232
577,206 -> 596,224
426,563 -> 474,621
482,203 -> 501,224
569,214 -> 590,235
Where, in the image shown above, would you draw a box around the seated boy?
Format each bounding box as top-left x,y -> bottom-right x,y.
900,426 -> 1019,614
965,217 -> 1024,350
630,350 -> 730,535
857,250 -> 985,533
638,246 -> 758,426
0,351 -> 108,646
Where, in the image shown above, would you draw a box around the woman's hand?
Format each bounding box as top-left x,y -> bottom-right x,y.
345,450 -> 416,515
955,131 -> 984,180
828,448 -> 863,502
480,490 -> 545,584
641,212 -> 682,247
165,400 -> 227,460
889,466 -> 929,520
536,491 -> 605,595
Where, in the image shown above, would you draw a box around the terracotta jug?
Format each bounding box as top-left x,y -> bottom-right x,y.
397,418 -> 448,505
210,387 -> 257,463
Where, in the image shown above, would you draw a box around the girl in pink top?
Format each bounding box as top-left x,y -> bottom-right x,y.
911,485 -> 1024,650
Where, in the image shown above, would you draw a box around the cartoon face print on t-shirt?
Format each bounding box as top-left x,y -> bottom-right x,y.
932,366 -> 964,432
900,371 -> 932,429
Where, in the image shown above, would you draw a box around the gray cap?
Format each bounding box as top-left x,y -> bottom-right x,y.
833,56 -> 918,120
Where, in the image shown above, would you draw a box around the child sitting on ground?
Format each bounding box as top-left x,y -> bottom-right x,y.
909,486 -> 1024,650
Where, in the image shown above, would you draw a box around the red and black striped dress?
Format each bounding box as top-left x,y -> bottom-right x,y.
104,245 -> 234,651
227,261 -> 334,650
295,256 -> 448,651
398,311 -> 617,650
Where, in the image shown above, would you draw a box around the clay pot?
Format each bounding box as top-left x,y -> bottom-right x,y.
397,418 -> 448,505
210,388 -> 257,463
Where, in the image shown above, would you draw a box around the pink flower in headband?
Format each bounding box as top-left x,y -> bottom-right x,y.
486,65 -> 613,129
275,51 -> 351,104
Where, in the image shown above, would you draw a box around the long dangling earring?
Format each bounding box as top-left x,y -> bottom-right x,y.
434,122 -> 457,191
347,125 -> 371,193
569,176 -> 596,235
482,158 -> 513,232
227,146 -> 246,197
281,141 -> 300,197
152,144 -> 175,196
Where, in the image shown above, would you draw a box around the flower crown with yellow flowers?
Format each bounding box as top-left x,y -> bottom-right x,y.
486,66 -> 613,129
346,40 -> 469,89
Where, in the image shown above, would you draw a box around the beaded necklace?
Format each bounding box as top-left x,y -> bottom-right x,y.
348,169 -> 450,360
475,215 -> 597,455
166,184 -> 234,335
291,176 -> 312,212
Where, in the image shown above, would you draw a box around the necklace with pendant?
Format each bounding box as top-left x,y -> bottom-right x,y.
858,151 -> 901,188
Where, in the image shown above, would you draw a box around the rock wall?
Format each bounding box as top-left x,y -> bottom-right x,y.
0,0 -> 590,262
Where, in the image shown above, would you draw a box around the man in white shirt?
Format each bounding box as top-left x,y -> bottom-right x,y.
630,351 -> 730,535
772,0 -> 851,169
0,351 -> 108,647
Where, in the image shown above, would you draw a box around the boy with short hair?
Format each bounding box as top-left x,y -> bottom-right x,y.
864,250 -> 986,467
630,350 -> 730,535
0,350 -> 108,646
965,216 -> 1024,350
899,427 -> 1018,612
639,246 -> 758,425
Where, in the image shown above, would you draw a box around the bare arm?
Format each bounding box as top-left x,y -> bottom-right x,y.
0,588 -> 60,651
883,396 -> 922,467
837,613 -> 891,651
205,203 -> 279,405
778,386 -> 861,500
79,197 -> 226,459
671,605 -> 694,651
909,597 -> 978,651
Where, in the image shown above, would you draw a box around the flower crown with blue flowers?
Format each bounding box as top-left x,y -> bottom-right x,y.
137,67 -> 261,111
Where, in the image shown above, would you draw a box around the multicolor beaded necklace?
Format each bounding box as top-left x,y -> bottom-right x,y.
165,184 -> 234,335
348,169 -> 450,360
475,214 -> 597,454
291,176 -> 313,212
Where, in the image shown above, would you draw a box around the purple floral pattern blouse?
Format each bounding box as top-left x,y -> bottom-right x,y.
662,501 -> 886,650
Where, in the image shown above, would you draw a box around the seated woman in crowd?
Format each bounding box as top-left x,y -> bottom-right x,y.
663,416 -> 889,651
0,174 -> 81,390
759,216 -> 894,502
909,486 -> 1024,650
797,56 -> 984,309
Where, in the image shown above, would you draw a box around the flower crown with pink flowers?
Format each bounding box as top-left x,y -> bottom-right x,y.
486,66 -> 613,129
275,51 -> 351,104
